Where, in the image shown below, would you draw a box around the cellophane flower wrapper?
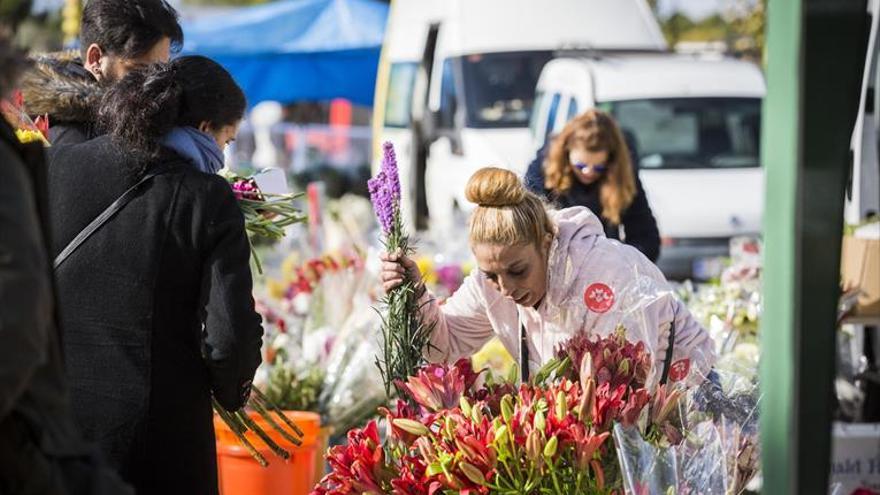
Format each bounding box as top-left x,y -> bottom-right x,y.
318,301 -> 387,434
303,258 -> 368,334
255,250 -> 383,433
613,366 -> 761,495
1,96 -> 49,145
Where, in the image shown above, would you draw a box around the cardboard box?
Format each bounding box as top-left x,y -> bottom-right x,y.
841,228 -> 880,317
831,422 -> 880,494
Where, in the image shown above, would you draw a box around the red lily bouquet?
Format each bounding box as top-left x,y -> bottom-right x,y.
312,325 -> 760,494
312,328 -> 689,495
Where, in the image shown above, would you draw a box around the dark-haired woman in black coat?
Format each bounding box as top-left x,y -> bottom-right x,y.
47,56 -> 262,494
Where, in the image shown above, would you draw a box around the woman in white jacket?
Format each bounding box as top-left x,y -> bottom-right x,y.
382,167 -> 716,386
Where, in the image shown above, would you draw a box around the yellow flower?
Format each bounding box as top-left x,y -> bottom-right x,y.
15,129 -> 49,146
461,260 -> 474,277
416,256 -> 438,286
280,252 -> 301,282
265,278 -> 288,300
471,338 -> 515,378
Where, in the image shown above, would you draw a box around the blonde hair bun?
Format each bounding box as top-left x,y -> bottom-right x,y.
465,167 -> 525,207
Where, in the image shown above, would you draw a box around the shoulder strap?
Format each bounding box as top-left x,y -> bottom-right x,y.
53,168 -> 167,270
520,319 -> 530,384
659,314 -> 677,385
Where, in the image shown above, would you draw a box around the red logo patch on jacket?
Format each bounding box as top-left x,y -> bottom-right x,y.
584,283 -> 615,313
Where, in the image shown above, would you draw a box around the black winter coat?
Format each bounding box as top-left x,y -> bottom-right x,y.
524,144 -> 661,262
1,115 -> 132,495
47,136 -> 263,494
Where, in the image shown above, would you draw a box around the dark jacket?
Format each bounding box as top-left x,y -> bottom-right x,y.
524,143 -> 661,262
47,136 -> 264,494
0,114 -> 130,494
21,52 -> 101,145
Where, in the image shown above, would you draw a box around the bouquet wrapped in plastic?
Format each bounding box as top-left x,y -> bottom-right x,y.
613,367 -> 761,495
2,91 -> 49,145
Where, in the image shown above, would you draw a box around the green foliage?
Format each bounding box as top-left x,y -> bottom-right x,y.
655,0 -> 766,62
263,354 -> 324,412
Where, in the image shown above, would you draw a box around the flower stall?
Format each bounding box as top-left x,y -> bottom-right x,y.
301,143 -> 763,495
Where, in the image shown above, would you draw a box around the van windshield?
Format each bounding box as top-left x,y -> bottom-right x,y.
461,51 -> 553,128
604,97 -> 762,169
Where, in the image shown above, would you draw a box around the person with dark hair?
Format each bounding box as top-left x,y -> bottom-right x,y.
21,0 -> 182,145
525,109 -> 661,262
46,55 -> 261,494
1,27 -> 131,495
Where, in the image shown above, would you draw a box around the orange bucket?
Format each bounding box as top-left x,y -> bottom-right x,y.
214,411 -> 321,495
313,426 -> 333,483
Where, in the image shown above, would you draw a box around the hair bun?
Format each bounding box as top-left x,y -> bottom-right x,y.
465,167 -> 526,207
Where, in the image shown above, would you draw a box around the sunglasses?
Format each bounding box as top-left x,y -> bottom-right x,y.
572,161 -> 608,174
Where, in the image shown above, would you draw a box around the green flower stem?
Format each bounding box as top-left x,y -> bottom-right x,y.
549,459 -> 564,495
212,398 -> 268,467
249,243 -> 264,274
251,387 -> 305,437
235,410 -> 290,460
250,396 -> 302,446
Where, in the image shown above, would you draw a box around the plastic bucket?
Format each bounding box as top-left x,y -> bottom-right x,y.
215,411 -> 321,495
313,426 -> 333,484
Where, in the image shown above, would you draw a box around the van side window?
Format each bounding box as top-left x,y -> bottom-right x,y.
566,98 -> 579,122
438,59 -> 458,130
545,93 -> 562,140
384,62 -> 418,128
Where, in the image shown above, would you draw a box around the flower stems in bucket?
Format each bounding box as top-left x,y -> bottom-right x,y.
212,397 -> 269,467
212,390 -> 306,467
250,387 -> 304,444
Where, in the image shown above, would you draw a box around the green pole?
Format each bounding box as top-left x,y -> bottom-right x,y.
759,0 -> 802,490
760,1 -> 869,493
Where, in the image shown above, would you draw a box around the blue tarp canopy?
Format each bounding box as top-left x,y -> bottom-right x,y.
182,0 -> 388,107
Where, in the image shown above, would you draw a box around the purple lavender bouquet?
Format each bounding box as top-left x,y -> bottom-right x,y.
368,142 -> 434,398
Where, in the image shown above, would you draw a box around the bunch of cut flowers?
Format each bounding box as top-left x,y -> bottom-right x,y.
368,142 -> 435,399
312,326 -> 698,495
2,90 -> 49,145
221,168 -> 307,273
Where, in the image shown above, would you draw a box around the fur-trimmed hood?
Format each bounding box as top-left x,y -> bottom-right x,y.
20,51 -> 102,124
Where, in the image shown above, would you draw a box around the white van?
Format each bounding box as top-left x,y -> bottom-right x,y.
530,52 -> 766,279
372,0 -> 667,232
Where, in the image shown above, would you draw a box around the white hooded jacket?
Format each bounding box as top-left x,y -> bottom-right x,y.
421,207 -> 717,386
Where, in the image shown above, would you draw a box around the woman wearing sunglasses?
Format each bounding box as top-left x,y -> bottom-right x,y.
525,109 -> 660,262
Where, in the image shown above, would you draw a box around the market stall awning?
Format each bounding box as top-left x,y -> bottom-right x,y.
181,0 -> 388,107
